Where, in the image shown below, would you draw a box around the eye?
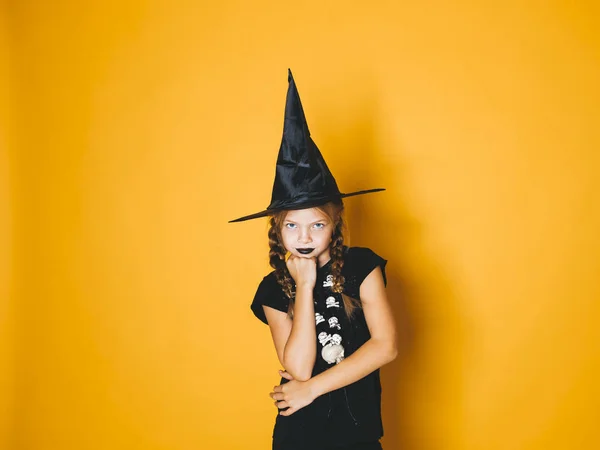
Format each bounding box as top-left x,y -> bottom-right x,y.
285,223 -> 296,229
313,223 -> 325,229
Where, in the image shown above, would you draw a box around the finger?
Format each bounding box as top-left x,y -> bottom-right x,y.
270,392 -> 285,401
275,401 -> 289,410
278,370 -> 294,380
279,407 -> 295,416
273,385 -> 283,393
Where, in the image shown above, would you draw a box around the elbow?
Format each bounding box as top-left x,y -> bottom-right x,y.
379,339 -> 398,364
284,366 -> 312,381
282,349 -> 316,381
282,355 -> 314,381
371,337 -> 398,365
293,372 -> 312,382
387,344 -> 398,363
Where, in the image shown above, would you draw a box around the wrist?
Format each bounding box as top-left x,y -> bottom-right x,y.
296,282 -> 315,292
307,375 -> 324,398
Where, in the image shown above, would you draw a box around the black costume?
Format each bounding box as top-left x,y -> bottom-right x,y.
229,70 -> 389,449
251,245 -> 387,450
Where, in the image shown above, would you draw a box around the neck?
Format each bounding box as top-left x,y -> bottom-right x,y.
317,248 -> 332,268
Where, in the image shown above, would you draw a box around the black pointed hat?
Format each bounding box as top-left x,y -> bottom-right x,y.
229,69 -> 385,223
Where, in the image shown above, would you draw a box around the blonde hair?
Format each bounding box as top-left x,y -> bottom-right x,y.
267,200 -> 360,319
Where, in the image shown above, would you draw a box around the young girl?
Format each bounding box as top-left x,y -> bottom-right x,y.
230,70 -> 397,450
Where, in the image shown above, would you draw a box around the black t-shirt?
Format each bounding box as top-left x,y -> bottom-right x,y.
251,246 -> 388,447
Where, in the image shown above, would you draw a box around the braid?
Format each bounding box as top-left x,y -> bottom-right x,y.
268,217 -> 295,317
329,214 -> 360,318
330,219 -> 345,294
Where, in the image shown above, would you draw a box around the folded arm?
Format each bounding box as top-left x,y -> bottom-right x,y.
309,266 -> 397,396
264,283 -> 316,381
271,266 -> 397,415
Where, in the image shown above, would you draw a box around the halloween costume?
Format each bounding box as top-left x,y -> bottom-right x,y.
251,245 -> 388,450
229,70 -> 388,449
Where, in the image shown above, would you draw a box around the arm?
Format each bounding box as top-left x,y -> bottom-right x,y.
309,266 -> 397,397
264,283 -> 316,381
272,266 -> 397,415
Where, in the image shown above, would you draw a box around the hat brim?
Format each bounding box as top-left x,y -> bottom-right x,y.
228,188 -> 385,223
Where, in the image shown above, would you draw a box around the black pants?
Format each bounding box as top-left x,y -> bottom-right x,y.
273,440 -> 382,450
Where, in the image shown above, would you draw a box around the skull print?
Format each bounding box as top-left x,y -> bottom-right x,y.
326,296 -> 340,308
328,317 -> 341,330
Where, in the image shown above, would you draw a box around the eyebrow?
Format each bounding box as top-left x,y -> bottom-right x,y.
284,219 -> 328,224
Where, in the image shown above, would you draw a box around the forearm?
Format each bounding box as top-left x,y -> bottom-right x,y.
310,338 -> 397,396
283,284 -> 316,380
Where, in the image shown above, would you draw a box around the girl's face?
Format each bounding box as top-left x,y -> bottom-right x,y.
281,207 -> 334,267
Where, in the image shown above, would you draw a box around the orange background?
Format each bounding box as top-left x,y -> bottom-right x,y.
2,1 -> 600,449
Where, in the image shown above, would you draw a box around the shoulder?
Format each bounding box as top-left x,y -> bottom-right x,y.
344,245 -> 383,260
250,270 -> 289,325
342,245 -> 388,289
253,270 -> 285,302
343,246 -> 387,270
259,270 -> 279,286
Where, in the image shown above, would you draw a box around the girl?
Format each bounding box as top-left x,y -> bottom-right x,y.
229,70 -> 397,450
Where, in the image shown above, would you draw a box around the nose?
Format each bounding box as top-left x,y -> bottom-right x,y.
298,229 -> 312,244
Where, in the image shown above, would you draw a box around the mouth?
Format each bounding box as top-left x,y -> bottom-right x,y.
296,248 -> 315,255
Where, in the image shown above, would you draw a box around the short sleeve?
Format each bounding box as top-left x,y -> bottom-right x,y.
347,247 -> 388,288
250,272 -> 290,325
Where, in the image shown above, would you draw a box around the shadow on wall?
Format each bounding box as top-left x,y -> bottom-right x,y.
323,86 -> 466,449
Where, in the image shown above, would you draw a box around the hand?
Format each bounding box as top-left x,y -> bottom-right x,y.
286,255 -> 317,289
270,370 -> 317,416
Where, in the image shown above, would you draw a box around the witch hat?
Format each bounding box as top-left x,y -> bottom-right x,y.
228,69 -> 385,223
